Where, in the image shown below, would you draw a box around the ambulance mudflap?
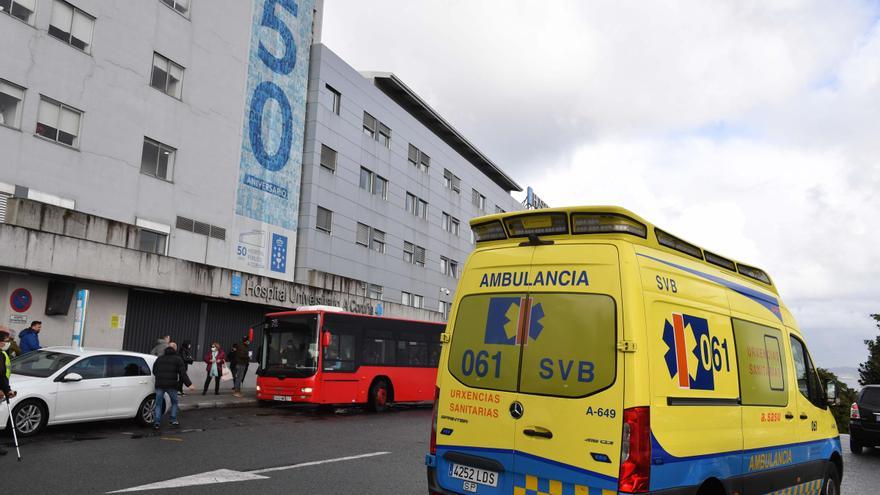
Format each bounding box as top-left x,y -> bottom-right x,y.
432,244 -> 625,495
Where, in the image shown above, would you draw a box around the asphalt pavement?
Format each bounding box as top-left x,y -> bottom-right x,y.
1,403 -> 433,494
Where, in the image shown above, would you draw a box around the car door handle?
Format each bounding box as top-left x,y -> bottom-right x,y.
800,414 -> 808,420
785,412 -> 794,420
523,427 -> 553,439
101,383 -> 111,388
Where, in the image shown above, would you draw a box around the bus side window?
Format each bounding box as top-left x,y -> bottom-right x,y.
324,332 -> 357,371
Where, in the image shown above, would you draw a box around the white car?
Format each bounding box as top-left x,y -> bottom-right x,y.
2,347 -> 159,436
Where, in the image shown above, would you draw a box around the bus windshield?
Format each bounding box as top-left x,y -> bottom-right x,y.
261,314 -> 319,377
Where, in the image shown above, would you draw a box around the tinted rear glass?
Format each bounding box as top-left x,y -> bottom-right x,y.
448,293 -> 616,398
861,388 -> 880,406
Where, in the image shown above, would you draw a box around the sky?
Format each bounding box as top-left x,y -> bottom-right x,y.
321,0 -> 880,369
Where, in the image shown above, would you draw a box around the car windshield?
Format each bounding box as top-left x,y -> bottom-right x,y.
12,351 -> 78,378
261,314 -> 319,377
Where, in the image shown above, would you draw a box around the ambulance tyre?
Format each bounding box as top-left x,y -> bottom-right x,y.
850,436 -> 864,455
368,379 -> 392,413
822,463 -> 840,495
695,478 -> 725,495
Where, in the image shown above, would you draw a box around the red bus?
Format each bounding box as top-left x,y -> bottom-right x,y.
255,307 -> 445,411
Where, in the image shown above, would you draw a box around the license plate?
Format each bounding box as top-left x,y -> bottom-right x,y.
449,463 -> 498,487
273,395 -> 292,402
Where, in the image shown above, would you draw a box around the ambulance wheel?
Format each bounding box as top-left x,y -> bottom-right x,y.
850,436 -> 864,454
821,463 -> 840,495
368,379 -> 392,413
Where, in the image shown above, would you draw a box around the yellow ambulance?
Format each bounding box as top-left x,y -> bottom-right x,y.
426,206 -> 842,495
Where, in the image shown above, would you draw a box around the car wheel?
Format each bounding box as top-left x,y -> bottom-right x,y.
368,379 -> 391,413
850,436 -> 864,455
821,463 -> 841,495
136,394 -> 159,427
12,400 -> 47,437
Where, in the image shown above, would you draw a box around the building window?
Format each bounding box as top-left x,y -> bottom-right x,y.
0,80 -> 25,129
371,228 -> 386,253
412,294 -> 423,309
356,222 -> 370,246
404,241 -> 426,266
140,137 -> 175,181
324,84 -> 340,115
49,0 -> 95,52
150,52 -> 184,99
442,213 -> 460,235
443,169 -> 461,193
160,0 -> 189,17
320,144 -> 337,172
495,205 -> 506,214
405,193 -> 428,219
472,188 -> 486,211
363,111 -> 391,148
36,97 -> 82,147
137,229 -> 167,255
0,0 -> 35,24
439,300 -> 450,319
408,144 -> 430,172
316,206 -> 332,233
441,256 -> 458,278
368,284 -> 383,300
377,122 -> 391,148
401,291 -> 411,306
359,167 -> 387,199
363,112 -> 376,138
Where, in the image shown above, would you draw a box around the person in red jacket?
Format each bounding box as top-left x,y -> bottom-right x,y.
202,341 -> 226,395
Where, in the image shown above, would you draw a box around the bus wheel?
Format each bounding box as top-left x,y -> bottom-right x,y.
369,379 -> 391,413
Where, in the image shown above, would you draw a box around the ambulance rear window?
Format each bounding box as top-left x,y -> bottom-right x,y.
447,293 -> 617,398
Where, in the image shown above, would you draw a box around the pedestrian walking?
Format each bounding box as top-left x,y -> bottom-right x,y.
232,337 -> 250,397
178,340 -> 194,396
150,334 -> 171,356
18,321 -> 41,354
202,342 -> 226,395
151,343 -> 193,429
0,328 -> 18,456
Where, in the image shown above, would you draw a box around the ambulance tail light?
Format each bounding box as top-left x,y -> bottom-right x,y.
619,406 -> 651,493
851,402 -> 861,420
572,213 -> 647,238
429,387 -> 440,455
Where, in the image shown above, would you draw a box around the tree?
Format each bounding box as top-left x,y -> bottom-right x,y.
858,314 -> 880,386
817,367 -> 857,433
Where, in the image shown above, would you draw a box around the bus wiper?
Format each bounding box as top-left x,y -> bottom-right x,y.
519,234 -> 554,246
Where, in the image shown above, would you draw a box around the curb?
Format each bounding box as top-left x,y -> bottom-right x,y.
179,396 -> 258,411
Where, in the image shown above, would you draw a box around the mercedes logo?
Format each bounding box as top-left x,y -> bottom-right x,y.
509,401 -> 524,419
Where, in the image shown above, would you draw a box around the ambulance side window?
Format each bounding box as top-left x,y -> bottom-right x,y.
731,319 -> 787,407
789,336 -> 826,409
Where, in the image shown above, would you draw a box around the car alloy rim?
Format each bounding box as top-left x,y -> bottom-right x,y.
143,398 -> 156,423
16,404 -> 41,434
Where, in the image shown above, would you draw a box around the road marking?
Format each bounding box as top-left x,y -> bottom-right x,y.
107,451 -> 391,493
159,436 -> 183,442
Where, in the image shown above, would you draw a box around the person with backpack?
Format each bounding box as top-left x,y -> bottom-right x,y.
178,340 -> 194,396
152,343 -> 193,430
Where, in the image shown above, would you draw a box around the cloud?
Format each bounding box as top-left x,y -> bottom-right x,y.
321,0 -> 880,367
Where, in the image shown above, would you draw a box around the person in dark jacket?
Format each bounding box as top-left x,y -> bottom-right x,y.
19,321 -> 41,354
232,337 -> 250,397
178,340 -> 194,396
151,344 -> 193,429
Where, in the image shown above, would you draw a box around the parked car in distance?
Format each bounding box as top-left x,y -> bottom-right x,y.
850,384 -> 880,454
2,347 -> 158,436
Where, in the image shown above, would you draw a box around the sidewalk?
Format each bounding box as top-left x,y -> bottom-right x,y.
177,364 -> 259,411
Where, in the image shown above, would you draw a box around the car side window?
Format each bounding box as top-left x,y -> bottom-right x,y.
110,356 -> 150,377
789,336 -> 825,409
65,356 -> 110,380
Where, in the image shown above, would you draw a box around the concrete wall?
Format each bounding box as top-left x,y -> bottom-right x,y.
296,45 -> 522,312
0,272 -> 127,350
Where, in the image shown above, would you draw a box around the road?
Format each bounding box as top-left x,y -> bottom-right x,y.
3,408 -> 879,494
1,404 -> 433,494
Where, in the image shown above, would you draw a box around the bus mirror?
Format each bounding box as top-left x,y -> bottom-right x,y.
322,332 -> 332,348
826,382 -> 839,405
